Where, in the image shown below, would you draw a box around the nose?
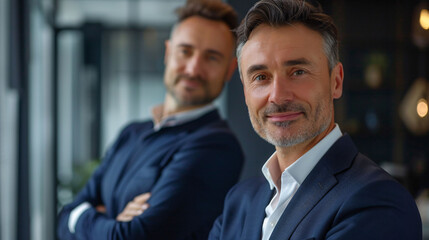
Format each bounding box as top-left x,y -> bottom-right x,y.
268,76 -> 294,104
184,54 -> 204,77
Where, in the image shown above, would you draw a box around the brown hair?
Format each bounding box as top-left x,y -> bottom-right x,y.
175,0 -> 238,38
236,0 -> 339,71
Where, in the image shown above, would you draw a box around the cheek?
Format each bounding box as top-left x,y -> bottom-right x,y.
307,86 -> 330,112
244,86 -> 268,113
168,54 -> 185,71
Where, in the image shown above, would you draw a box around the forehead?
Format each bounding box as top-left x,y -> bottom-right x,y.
240,24 -> 326,73
171,16 -> 235,54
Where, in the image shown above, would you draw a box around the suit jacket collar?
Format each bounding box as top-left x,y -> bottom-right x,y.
269,134 -> 358,239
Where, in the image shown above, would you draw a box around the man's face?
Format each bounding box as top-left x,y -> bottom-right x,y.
239,24 -> 343,147
164,16 -> 236,108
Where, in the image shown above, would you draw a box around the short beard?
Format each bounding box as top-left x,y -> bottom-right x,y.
249,101 -> 331,147
167,74 -> 218,107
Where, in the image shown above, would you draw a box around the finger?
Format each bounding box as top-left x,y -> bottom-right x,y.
118,208 -> 143,219
126,202 -> 146,211
133,193 -> 151,204
123,203 -> 144,215
141,203 -> 150,211
116,214 -> 133,222
123,209 -> 143,217
96,205 -> 106,213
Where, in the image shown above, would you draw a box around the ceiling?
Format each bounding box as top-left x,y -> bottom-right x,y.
56,0 -> 187,27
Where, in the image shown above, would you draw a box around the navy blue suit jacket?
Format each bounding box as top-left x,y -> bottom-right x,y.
57,109 -> 244,240
209,135 -> 422,240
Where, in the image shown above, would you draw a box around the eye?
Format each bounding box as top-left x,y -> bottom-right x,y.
292,69 -> 306,76
207,54 -> 220,62
254,74 -> 267,81
178,47 -> 192,57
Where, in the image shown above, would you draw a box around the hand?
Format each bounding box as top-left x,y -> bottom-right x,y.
96,205 -> 106,213
116,192 -> 151,222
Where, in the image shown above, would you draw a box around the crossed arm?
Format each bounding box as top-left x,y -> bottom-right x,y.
57,129 -> 243,240
115,193 -> 151,222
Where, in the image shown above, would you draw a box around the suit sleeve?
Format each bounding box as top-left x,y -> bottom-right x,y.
57,124 -> 137,240
72,127 -> 244,240
326,180 -> 422,240
208,214 -> 223,240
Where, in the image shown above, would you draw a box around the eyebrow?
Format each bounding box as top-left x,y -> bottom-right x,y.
178,43 -> 225,59
246,58 -> 312,77
246,64 -> 268,77
283,58 -> 311,67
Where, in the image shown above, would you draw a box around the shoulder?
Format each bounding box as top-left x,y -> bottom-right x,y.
104,120 -> 153,155
332,152 -> 412,201
344,153 -> 405,192
192,118 -> 235,138
182,119 -> 243,154
343,154 -> 416,207
225,177 -> 268,204
119,120 -> 153,135
185,109 -> 236,138
116,120 -> 153,141
334,153 -> 421,229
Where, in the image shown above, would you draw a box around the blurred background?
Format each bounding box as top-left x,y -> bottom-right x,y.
1,0 -> 429,239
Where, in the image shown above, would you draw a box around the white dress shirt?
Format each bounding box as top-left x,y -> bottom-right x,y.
261,125 -> 342,240
68,104 -> 217,233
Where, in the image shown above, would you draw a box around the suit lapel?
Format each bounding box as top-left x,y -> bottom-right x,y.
269,135 -> 358,239
241,183 -> 273,240
269,164 -> 337,239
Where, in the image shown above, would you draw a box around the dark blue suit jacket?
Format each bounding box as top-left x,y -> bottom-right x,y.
209,135 -> 422,240
57,109 -> 244,240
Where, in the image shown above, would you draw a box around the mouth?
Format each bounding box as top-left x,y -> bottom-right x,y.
181,79 -> 201,90
177,76 -> 204,90
266,111 -> 303,123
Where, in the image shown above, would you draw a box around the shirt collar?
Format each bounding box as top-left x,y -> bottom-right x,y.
152,104 -> 216,131
262,124 -> 342,190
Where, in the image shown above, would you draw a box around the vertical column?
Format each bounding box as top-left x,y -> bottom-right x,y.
9,0 -> 31,238
1,0 -> 19,239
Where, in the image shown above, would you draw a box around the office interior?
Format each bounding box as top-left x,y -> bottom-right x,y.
1,0 -> 429,239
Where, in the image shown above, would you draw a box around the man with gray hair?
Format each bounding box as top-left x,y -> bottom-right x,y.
209,0 -> 422,239
57,1 -> 244,239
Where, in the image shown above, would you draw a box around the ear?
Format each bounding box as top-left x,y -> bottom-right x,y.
164,40 -> 171,65
331,62 -> 344,99
225,57 -> 238,82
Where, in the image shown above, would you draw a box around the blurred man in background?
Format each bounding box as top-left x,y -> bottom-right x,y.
57,0 -> 244,239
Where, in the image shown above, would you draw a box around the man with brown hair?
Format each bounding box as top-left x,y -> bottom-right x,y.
209,0 -> 422,239
57,1 -> 244,239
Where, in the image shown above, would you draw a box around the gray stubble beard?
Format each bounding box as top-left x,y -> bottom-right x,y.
248,101 -> 331,148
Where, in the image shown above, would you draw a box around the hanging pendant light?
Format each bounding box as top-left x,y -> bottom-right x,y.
412,1 -> 429,48
400,78 -> 429,135
400,2 -> 429,135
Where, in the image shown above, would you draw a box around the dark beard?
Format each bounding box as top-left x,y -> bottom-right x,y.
168,74 -> 216,107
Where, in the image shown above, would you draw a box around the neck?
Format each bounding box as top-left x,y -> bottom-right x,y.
275,122 -> 336,172
162,94 -> 207,119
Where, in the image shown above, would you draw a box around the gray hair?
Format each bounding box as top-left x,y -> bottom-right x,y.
236,0 -> 339,74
